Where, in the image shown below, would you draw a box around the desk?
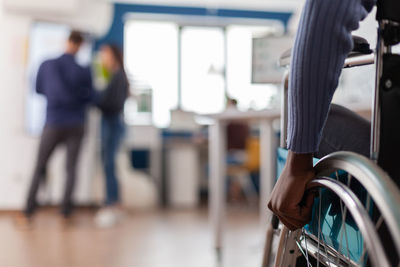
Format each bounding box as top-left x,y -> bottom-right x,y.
207,109 -> 281,254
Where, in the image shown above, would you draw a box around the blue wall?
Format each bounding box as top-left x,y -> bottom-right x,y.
96,3 -> 293,48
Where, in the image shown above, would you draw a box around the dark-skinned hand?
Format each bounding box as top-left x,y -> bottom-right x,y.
268,151 -> 316,230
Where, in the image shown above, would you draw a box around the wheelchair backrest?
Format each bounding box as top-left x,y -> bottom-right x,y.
377,0 -> 400,23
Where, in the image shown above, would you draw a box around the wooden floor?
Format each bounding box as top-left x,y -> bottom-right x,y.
0,208 -> 264,267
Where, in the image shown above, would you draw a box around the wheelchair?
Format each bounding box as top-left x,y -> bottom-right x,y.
262,1 -> 400,266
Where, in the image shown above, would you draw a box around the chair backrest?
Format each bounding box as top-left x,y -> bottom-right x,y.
244,137 -> 260,172
377,0 -> 400,23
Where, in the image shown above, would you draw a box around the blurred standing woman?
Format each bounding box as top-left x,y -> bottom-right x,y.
94,44 -> 129,227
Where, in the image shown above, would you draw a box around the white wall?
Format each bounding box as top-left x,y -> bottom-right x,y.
0,1 -> 33,209
3,0 -> 112,37
3,0 -> 79,16
333,8 -> 378,106
0,0 -> 112,209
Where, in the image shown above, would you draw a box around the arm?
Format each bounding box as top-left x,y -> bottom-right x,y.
79,67 -> 94,103
35,63 -> 45,95
268,0 -> 375,230
95,72 -> 127,112
95,76 -> 116,112
288,0 -> 373,153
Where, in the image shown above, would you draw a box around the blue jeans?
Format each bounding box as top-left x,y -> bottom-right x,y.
101,114 -> 125,206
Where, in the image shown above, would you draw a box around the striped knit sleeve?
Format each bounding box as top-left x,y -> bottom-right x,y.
287,0 -> 375,153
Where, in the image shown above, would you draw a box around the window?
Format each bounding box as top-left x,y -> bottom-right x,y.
180,27 -> 225,114
124,21 -> 179,128
124,21 -> 285,127
226,25 -> 281,110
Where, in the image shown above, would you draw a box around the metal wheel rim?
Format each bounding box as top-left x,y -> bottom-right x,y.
302,177 -> 390,267
314,151 -> 400,257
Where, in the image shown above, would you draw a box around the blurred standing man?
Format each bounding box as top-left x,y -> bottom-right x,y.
25,31 -> 93,219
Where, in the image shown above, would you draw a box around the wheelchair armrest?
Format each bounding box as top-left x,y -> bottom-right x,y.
278,48 -> 291,68
278,35 -> 373,68
350,35 -> 373,55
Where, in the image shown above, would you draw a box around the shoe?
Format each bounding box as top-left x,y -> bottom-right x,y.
94,207 -> 123,228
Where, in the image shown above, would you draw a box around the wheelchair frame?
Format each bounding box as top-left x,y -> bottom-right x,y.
262,0 -> 400,266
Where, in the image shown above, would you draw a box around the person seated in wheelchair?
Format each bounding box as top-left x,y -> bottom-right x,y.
268,0 -> 375,230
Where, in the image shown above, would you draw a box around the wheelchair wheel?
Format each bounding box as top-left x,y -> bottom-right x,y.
275,151 -> 400,267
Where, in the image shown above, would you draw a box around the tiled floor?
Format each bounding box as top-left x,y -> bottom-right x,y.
0,207 -> 264,267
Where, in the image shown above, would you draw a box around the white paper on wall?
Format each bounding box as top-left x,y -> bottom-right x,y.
251,35 -> 293,84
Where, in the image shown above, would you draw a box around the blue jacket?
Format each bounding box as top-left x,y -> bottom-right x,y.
36,53 -> 93,126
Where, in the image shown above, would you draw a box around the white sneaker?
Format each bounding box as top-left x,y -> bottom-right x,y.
94,207 -> 123,228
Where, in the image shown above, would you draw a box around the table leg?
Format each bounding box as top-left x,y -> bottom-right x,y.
259,120 -> 278,228
209,121 -> 226,256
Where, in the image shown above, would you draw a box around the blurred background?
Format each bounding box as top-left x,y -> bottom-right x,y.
0,0 -> 378,266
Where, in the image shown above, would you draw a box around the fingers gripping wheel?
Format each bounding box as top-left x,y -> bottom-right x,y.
275,152 -> 400,267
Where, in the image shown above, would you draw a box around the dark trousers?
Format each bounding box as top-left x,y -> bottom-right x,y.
25,124 -> 84,217
316,104 -> 371,159
101,114 -> 125,206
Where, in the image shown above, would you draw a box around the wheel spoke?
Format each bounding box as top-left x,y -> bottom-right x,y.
317,188 -> 333,267
375,215 -> 384,231
335,217 -> 342,266
333,173 -> 353,265
338,203 -> 346,263
320,229 -> 334,267
360,240 -> 367,266
317,189 -> 321,267
342,202 -> 351,262
366,193 -> 371,214
347,173 -> 352,187
302,228 -> 312,267
295,239 -> 310,265
344,175 -> 352,261
337,198 -> 352,264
